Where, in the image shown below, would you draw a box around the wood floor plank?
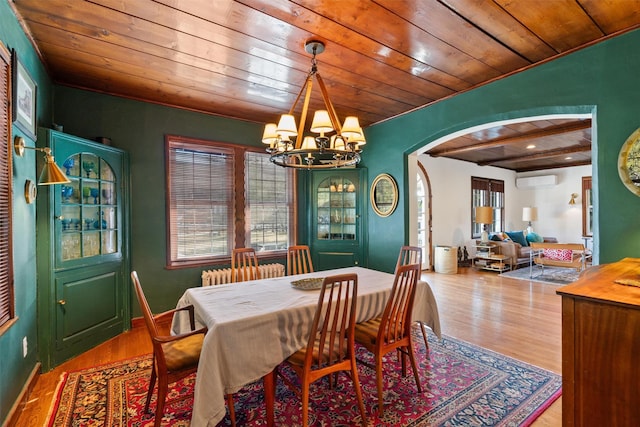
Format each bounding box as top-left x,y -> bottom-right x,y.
14,266 -> 562,426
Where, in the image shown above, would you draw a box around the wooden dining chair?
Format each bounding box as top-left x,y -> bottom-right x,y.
354,263 -> 422,417
231,247 -> 260,282
287,245 -> 314,275
131,271 -> 236,427
395,246 -> 430,350
396,245 -> 422,272
276,273 -> 368,426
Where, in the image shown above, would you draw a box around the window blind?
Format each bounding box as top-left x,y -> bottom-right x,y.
168,142 -> 234,261
0,43 -> 14,326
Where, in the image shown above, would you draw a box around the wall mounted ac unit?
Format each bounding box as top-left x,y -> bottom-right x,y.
515,175 -> 557,189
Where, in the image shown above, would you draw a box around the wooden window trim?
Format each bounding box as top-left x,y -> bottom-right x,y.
471,176 -> 504,238
165,135 -> 296,269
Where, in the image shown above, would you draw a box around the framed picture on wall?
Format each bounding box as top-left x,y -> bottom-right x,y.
12,49 -> 37,140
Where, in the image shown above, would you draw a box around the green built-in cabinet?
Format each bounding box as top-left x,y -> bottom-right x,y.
36,129 -> 130,371
309,168 -> 367,270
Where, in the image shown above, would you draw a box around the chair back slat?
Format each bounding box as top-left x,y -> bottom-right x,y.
395,245 -> 422,272
306,274 -> 357,370
379,264 -> 420,345
231,248 -> 260,282
287,245 -> 314,275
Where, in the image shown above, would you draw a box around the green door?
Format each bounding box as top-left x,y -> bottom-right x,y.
37,129 -> 130,370
309,169 -> 367,270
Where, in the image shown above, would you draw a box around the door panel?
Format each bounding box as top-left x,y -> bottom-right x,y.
314,250 -> 358,271
57,268 -> 119,341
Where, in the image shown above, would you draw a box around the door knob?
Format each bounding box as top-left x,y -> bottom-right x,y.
58,299 -> 66,305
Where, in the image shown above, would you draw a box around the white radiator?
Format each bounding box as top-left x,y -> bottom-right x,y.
201,263 -> 285,286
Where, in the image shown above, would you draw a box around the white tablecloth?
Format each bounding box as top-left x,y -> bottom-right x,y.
171,266 -> 441,427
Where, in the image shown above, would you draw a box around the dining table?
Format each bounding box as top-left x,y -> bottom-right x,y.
171,266 -> 442,427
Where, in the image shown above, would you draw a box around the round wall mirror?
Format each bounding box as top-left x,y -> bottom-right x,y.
371,173 -> 398,217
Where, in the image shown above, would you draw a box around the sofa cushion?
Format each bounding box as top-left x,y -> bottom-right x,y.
526,232 -> 543,243
542,248 -> 573,261
505,231 -> 528,247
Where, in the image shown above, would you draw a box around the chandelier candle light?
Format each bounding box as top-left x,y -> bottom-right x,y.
261,40 -> 365,169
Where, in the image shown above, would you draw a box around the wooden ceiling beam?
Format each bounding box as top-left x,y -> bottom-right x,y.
427,121 -> 591,157
515,160 -> 592,173
479,145 -> 591,166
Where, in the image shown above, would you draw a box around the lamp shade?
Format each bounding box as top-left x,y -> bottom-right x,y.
310,110 -> 333,134
39,154 -> 71,185
475,206 -> 493,224
341,116 -> 361,139
276,114 -> 298,138
300,136 -> 316,150
522,207 -> 538,222
348,127 -> 366,145
261,123 -> 278,145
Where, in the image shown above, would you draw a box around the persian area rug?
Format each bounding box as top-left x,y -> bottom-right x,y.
46,331 -> 561,427
501,265 -> 581,285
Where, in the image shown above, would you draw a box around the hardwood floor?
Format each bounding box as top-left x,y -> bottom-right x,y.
15,266 -> 562,426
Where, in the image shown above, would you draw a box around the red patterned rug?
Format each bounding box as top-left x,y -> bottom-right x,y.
46,331 -> 561,426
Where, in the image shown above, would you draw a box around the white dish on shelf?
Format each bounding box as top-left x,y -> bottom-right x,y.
291,277 -> 325,290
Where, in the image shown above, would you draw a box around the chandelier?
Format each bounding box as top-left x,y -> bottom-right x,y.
261,40 -> 366,169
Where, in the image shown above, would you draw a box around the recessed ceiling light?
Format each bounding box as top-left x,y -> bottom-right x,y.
526,144 -> 536,149
565,156 -> 573,160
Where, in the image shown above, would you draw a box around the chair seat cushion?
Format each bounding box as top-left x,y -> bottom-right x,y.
162,333 -> 204,371
287,337 -> 349,367
354,317 -> 382,346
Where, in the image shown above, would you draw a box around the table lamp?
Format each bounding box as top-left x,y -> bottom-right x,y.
475,206 -> 493,243
522,207 -> 537,234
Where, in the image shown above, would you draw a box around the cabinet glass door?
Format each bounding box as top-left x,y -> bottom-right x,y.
59,152 -> 119,261
317,177 -> 357,241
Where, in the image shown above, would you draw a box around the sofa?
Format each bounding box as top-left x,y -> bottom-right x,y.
488,231 -> 557,270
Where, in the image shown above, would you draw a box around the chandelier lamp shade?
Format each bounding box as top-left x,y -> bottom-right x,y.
261,40 -> 365,169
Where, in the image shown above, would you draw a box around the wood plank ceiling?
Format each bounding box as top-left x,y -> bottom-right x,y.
10,0 -> 640,171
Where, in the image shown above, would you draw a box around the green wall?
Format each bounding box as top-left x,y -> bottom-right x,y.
0,1 -> 53,422
364,28 -> 640,270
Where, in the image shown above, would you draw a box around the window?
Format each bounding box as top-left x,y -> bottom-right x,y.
471,177 -> 504,238
166,135 -> 294,267
0,43 -> 14,328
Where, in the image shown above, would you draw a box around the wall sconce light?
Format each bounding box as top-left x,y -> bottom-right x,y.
14,136 -> 71,185
568,193 -> 578,205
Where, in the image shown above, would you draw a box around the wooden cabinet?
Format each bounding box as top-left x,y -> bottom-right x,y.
556,258 -> 640,426
36,129 -> 130,370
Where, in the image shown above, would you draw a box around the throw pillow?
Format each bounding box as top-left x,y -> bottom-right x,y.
505,231 -> 528,247
526,232 -> 543,243
542,248 -> 573,261
490,233 -> 503,241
